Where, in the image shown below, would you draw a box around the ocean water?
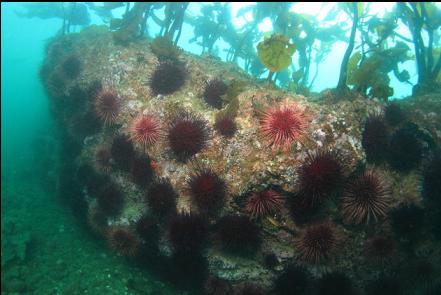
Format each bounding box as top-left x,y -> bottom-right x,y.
2,2 -> 440,295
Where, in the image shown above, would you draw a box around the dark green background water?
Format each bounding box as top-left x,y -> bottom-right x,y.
1,3 -> 182,294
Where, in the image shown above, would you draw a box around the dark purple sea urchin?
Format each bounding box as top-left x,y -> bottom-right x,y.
94,88 -> 121,125
245,188 -> 284,219
167,112 -> 209,162
341,170 -> 391,224
294,222 -> 338,263
188,169 -> 226,215
107,226 -> 140,256
146,178 -> 178,218
203,79 -> 228,109
217,215 -> 261,254
214,114 -> 237,138
150,61 -> 186,95
297,150 -> 344,206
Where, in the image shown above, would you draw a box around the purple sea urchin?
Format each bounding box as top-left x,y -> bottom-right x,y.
167,112 -> 209,162
294,222 -> 338,263
188,169 -> 226,215
203,79 -> 228,109
259,100 -> 308,151
111,134 -> 135,171
341,170 -> 391,224
214,114 -> 237,138
131,155 -> 154,187
361,114 -> 389,164
169,212 -> 208,254
94,88 -> 121,125
107,226 -> 140,256
364,235 -> 395,264
150,61 -> 186,95
297,150 -> 344,205
146,178 -> 178,218
245,188 -> 284,219
94,146 -> 112,172
217,215 -> 261,254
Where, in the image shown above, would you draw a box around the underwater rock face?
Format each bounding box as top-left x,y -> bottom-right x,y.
40,28 -> 441,292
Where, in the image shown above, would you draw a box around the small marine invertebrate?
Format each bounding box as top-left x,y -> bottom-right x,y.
389,204 -> 425,238
111,134 -> 135,171
384,103 -> 405,126
146,178 -> 178,218
388,126 -> 423,172
317,272 -> 356,295
168,212 -> 208,254
214,114 -> 237,138
422,156 -> 441,204
96,182 -> 124,216
149,60 -> 186,95
245,188 -> 284,218
188,169 -> 226,215
364,235 -> 395,264
217,215 -> 261,254
94,88 -> 121,125
203,79 -> 228,109
274,264 -> 310,295
297,150 -> 344,205
361,115 -> 389,164
94,146 -> 112,172
136,215 -> 159,242
131,155 -> 154,187
61,54 -> 82,79
294,222 -> 338,263
341,170 -> 391,224
259,100 -> 308,151
129,113 -> 162,147
167,112 -> 209,162
107,226 -> 140,256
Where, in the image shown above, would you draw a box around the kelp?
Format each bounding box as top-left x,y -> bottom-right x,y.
257,34 -> 296,80
150,36 -> 182,62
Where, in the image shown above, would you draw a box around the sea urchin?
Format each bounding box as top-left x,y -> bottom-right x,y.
94,88 -> 121,125
129,113 -> 162,147
107,226 -> 140,256
297,150 -> 344,206
245,188 -> 284,219
259,100 -> 308,151
167,112 -> 209,162
188,169 -> 226,215
202,79 -> 228,109
341,170 -> 391,224
150,61 -> 186,95
295,222 -> 338,263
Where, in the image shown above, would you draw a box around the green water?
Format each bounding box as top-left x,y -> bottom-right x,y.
1,3 -> 181,294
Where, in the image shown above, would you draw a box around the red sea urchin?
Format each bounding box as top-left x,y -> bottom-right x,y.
245,188 -> 284,219
259,100 -> 308,151
107,226 -> 140,256
341,170 -> 391,224
94,88 -> 121,125
188,169 -> 226,215
297,150 -> 344,206
167,112 -> 209,162
294,222 -> 339,263
129,113 -> 162,147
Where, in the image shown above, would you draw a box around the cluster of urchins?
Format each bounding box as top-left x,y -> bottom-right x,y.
55,52 -> 440,294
